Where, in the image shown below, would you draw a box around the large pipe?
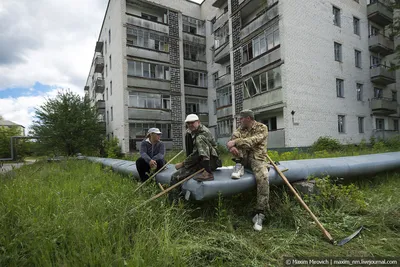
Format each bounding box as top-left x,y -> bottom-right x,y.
86,152 -> 400,201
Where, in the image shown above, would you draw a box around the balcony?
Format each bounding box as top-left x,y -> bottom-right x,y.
241,47 -> 281,77
126,14 -> 169,34
94,78 -> 105,93
127,46 -> 169,62
372,130 -> 399,140
214,42 -> 230,64
371,98 -> 398,115
96,100 -> 105,110
128,107 -> 171,121
197,113 -> 209,125
214,74 -> 231,89
127,76 -> 170,91
370,65 -> 395,85
241,2 -> 279,40
368,34 -> 394,56
243,87 -> 283,111
267,129 -> 285,148
95,41 -> 104,53
212,0 -> 227,8
84,85 -> 89,91
213,12 -> 229,32
367,1 -> 393,26
94,56 -> 104,73
216,105 -> 232,119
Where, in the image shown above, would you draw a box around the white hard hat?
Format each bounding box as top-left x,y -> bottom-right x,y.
185,114 -> 199,123
147,128 -> 162,135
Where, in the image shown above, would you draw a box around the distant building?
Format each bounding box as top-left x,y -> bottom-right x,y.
0,120 -> 25,136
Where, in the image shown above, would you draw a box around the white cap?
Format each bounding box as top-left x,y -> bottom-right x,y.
147,128 -> 162,135
185,114 -> 199,123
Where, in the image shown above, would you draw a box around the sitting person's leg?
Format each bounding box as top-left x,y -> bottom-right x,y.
155,159 -> 165,172
136,157 -> 150,182
193,136 -> 214,181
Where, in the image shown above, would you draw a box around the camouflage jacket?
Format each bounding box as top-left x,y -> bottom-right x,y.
231,121 -> 268,161
184,124 -> 220,167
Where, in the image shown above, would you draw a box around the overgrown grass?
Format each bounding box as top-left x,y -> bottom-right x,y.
0,159 -> 399,266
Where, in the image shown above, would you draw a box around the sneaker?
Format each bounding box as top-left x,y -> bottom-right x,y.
253,213 -> 265,231
231,163 -> 244,179
194,170 -> 214,182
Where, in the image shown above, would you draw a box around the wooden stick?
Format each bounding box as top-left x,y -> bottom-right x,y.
133,150 -> 184,194
266,154 -> 334,244
158,183 -> 165,191
134,168 -> 204,210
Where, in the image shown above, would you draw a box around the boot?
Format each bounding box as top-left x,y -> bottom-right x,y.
194,170 -> 214,182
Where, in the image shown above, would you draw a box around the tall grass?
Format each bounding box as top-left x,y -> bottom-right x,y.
0,159 -> 399,266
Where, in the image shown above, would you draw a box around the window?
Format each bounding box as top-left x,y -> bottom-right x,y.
184,70 -> 207,87
109,55 -> 112,70
185,97 -> 208,114
358,117 -> 364,133
355,50 -> 361,68
105,64 -> 108,77
336,79 -> 344,97
128,61 -> 170,80
105,41 -> 107,55
183,15 -> 205,35
111,106 -> 113,121
129,92 -> 170,109
107,110 -> 109,124
226,65 -> 231,74
370,26 -> 379,36
183,42 -> 206,61
334,42 -> 342,62
214,23 -> 229,49
106,87 -> 109,100
392,91 -> 397,102
213,72 -> 219,87
370,55 -> 381,67
376,118 -> 384,130
356,83 -> 363,101
141,13 -> 158,22
110,81 -> 112,96
374,87 -> 383,98
262,117 -> 277,131
243,66 -> 281,98
338,115 -> 345,133
394,119 -> 399,131
109,29 -> 111,44
130,123 -> 172,139
127,27 -> 169,52
217,119 -> 233,136
333,6 -> 341,27
216,86 -> 232,108
242,23 -> 279,63
353,17 -> 360,35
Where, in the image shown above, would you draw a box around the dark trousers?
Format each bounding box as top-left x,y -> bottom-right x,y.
136,157 -> 165,182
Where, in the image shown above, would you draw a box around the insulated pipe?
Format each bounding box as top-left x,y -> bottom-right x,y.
86,152 -> 400,201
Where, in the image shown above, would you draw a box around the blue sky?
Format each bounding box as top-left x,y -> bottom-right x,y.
0,0 -> 108,129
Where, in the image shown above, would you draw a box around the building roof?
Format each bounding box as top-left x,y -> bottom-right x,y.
187,0 -> 205,4
0,120 -> 25,128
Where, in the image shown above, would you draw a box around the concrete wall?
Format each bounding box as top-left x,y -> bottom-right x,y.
280,0 -> 373,147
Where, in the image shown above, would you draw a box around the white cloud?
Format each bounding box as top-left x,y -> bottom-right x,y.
0,0 -> 108,130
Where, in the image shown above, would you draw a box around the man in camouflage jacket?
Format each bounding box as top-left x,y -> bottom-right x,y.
227,109 -> 270,231
169,114 -> 222,202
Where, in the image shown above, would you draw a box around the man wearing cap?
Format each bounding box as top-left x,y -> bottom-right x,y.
135,128 -> 166,182
226,109 -> 270,231
169,114 -> 221,201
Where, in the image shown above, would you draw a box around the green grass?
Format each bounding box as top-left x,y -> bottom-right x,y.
0,158 -> 399,266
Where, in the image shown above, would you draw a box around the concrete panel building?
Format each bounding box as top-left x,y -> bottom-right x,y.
84,0 -> 399,154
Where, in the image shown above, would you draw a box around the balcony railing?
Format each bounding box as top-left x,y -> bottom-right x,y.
371,97 -> 398,115
368,34 -> 394,56
95,41 -> 104,53
370,65 -> 395,85
372,129 -> 399,140
96,100 -> 105,110
367,0 -> 393,26
93,78 -> 105,94
214,73 -> 231,88
94,56 -> 104,73
84,85 -> 89,91
214,41 -> 230,64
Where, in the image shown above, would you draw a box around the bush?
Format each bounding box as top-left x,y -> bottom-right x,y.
384,135 -> 400,150
373,141 -> 387,152
311,136 -> 342,152
104,137 -> 121,158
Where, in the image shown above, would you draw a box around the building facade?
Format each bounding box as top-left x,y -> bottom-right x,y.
84,0 -> 399,153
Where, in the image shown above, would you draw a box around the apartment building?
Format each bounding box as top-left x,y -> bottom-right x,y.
84,0 -> 399,154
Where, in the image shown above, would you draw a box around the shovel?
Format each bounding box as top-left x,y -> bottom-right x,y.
266,153 -> 363,245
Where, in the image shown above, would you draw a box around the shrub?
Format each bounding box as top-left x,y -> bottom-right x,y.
104,137 -> 121,158
311,136 -> 342,152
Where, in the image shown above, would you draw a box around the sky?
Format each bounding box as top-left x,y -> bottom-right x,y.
0,0 -> 109,131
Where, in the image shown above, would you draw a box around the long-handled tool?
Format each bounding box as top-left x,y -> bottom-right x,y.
133,150 -> 184,194
133,168 -> 204,211
266,153 -> 363,245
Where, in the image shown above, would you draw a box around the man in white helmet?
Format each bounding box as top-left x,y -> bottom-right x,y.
169,114 -> 221,202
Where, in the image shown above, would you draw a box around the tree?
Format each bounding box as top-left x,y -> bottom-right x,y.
31,90 -> 104,156
0,126 -> 22,158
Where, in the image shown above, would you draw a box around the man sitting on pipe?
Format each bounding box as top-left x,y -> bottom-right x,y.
169,114 -> 222,202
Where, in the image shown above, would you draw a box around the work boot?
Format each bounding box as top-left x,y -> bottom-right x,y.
231,163 -> 244,179
253,213 -> 265,231
194,170 -> 214,182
